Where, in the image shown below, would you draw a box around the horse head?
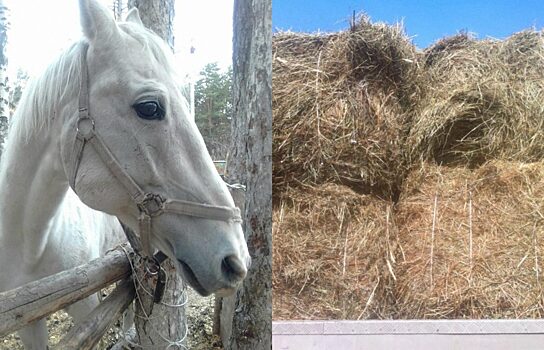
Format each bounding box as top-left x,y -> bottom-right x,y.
62,0 -> 250,296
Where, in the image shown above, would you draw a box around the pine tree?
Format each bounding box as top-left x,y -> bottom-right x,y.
9,69 -> 28,114
195,63 -> 233,159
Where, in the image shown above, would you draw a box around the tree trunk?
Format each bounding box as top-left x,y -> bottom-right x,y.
127,0 -> 175,50
219,0 -> 272,349
113,0 -> 124,20
208,97 -> 214,137
0,0 -> 8,159
123,2 -> 187,348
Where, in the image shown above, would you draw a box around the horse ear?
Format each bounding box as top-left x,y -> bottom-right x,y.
79,0 -> 119,42
125,7 -> 144,27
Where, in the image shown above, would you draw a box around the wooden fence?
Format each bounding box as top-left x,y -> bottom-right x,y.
0,245 -> 170,349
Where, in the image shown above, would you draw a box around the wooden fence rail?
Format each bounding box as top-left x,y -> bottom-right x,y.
54,278 -> 135,350
0,246 -> 132,337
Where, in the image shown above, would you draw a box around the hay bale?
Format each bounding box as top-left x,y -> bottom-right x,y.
423,32 -> 476,67
272,184 -> 397,319
395,161 -> 544,318
408,30 -> 544,166
273,16 -> 421,200
499,30 -> 544,75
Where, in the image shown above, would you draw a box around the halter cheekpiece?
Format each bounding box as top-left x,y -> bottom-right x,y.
69,44 -> 242,260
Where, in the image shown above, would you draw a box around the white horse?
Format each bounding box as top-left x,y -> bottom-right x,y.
0,0 -> 250,348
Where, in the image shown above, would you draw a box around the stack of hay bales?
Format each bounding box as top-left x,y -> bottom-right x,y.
273,15 -> 544,320
397,28 -> 544,318
273,15 -> 418,320
273,16 -> 421,200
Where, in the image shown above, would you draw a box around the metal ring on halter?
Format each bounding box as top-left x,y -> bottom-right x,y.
76,116 -> 95,139
138,193 -> 166,217
145,258 -> 161,275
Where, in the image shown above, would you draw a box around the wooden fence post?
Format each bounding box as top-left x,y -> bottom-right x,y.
132,256 -> 188,348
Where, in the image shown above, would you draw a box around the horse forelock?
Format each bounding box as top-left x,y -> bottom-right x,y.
118,22 -> 179,78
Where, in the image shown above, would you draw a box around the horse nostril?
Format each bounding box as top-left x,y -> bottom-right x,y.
221,255 -> 248,282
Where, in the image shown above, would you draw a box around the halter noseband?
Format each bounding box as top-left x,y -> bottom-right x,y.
69,44 -> 242,259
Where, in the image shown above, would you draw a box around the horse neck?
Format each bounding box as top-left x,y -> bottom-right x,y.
0,101 -> 68,266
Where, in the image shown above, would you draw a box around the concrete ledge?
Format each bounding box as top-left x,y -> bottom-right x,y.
273,320 -> 544,350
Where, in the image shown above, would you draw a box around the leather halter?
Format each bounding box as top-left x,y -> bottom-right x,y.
69,44 -> 242,259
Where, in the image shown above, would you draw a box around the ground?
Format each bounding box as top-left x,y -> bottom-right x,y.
0,288 -> 221,349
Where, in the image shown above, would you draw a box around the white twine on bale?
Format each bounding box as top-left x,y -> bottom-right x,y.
118,245 -> 190,349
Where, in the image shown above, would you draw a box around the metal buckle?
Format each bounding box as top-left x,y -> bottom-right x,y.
138,193 -> 166,217
76,116 -> 95,139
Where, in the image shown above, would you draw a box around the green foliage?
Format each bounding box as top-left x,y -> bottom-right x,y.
194,62 -> 232,159
9,69 -> 28,113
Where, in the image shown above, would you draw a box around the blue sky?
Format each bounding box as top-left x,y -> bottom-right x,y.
273,0 -> 544,48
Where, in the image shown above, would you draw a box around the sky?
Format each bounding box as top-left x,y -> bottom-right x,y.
5,0 -> 233,81
8,1 -> 543,80
273,0 -> 544,49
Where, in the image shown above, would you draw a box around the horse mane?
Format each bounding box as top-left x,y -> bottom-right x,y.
8,21 -> 184,145
10,41 -> 85,143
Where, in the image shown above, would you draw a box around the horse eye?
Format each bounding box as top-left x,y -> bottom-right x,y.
133,101 -> 165,120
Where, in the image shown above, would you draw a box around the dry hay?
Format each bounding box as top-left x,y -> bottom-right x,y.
273,19 -> 544,320
408,30 -> 544,166
395,161 -> 544,318
273,16 -> 422,200
272,184 -> 397,320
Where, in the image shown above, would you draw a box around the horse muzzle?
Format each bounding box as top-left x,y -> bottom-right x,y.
176,253 -> 249,296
